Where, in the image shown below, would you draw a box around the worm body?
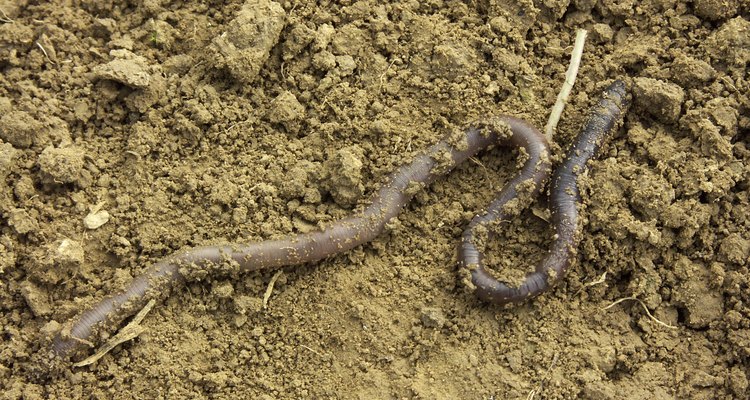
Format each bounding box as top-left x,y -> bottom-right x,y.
463,80 -> 629,304
52,116 -> 551,359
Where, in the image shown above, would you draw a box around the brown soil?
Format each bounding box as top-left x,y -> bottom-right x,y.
1,0 -> 749,398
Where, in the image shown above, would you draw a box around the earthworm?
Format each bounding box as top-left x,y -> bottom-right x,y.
462,80 -> 628,304
52,115 -> 552,359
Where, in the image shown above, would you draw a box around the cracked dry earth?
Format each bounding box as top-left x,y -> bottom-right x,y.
1,0 -> 749,399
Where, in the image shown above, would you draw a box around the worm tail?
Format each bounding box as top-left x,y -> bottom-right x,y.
467,80 -> 629,304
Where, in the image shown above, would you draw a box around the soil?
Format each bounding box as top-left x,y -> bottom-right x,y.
1,0 -> 749,399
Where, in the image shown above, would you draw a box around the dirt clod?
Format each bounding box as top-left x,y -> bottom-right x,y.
38,146 -> 84,184
670,54 -> 716,86
7,208 -> 38,235
590,23 -> 614,43
719,233 -> 749,265
2,1 -> 748,399
0,111 -> 43,148
92,49 -> 153,89
28,238 -> 85,284
322,146 -> 365,207
0,141 -> 17,178
210,0 -> 286,84
420,307 -> 447,329
266,91 -> 305,126
632,77 -> 685,123
703,16 -> 750,66
20,280 -> 52,317
693,0 -> 740,20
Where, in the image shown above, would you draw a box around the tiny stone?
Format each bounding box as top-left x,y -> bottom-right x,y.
84,209 -> 110,229
233,313 -> 248,328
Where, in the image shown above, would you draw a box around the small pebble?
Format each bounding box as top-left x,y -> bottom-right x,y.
84,205 -> 110,229
233,314 -> 248,328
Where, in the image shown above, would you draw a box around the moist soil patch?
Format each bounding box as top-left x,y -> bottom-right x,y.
1,0 -> 749,398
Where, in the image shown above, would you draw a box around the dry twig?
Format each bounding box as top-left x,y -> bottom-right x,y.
602,297 -> 677,329
545,29 -> 588,142
73,299 -> 157,367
